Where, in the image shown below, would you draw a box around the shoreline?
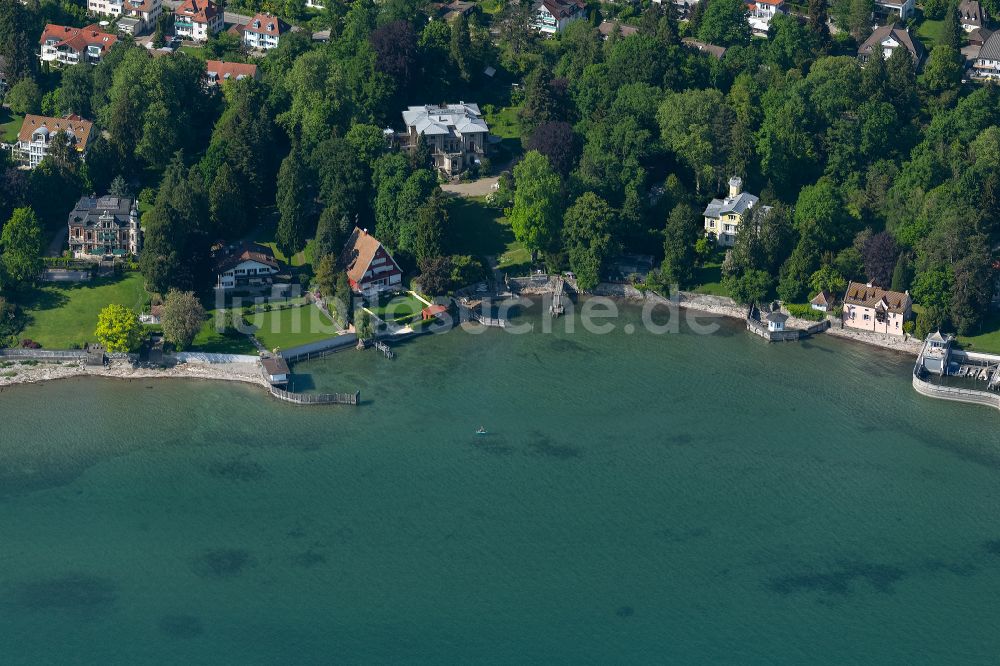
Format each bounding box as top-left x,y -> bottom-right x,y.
1,290 -> 922,394
0,359 -> 268,391
670,291 -> 922,355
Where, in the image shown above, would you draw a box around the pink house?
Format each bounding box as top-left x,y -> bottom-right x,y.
842,282 -> 912,336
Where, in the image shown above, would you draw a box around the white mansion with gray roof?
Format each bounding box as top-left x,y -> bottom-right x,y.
400,103 -> 490,177
702,177 -> 766,246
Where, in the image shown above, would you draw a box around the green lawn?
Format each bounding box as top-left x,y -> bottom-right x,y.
19,273 -> 149,349
690,263 -> 729,297
178,45 -> 207,59
0,108 -> 24,144
368,293 -> 426,322
497,242 -> 531,274
190,312 -> 258,354
254,217 -> 313,272
916,18 -> 946,49
483,105 -> 521,140
246,305 -> 339,351
445,196 -> 531,275
956,312 -> 1000,354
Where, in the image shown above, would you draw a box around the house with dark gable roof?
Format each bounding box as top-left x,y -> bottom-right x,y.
959,0 -> 987,31
214,243 -> 280,290
858,24 -> 925,66
973,30 -> 1000,78
340,227 -> 403,296
531,0 -> 586,34
842,282 -> 912,336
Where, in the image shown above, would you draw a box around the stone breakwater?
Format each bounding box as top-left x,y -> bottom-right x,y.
0,359 -> 268,390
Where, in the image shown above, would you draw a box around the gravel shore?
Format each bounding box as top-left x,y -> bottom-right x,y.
0,359 -> 268,390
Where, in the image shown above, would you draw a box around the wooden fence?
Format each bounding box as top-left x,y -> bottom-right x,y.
268,386 -> 360,406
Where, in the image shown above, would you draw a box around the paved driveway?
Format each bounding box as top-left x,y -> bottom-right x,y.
440,176 -> 499,198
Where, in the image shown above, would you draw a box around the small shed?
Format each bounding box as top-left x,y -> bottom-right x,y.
261,356 -> 290,385
422,304 -> 448,320
766,311 -> 788,332
810,291 -> 834,312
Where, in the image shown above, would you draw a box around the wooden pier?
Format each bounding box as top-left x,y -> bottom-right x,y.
550,278 -> 565,317
458,299 -> 508,327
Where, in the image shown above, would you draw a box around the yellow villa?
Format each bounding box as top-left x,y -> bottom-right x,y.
702,177 -> 766,246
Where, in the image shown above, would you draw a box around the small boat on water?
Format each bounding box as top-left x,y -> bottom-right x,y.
476,426 -> 488,435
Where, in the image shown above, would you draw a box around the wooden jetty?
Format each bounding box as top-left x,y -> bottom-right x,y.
373,340 -> 394,359
550,278 -> 565,317
458,299 -> 508,327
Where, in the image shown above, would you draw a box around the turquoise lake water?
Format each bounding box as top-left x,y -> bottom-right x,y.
1,303 -> 998,664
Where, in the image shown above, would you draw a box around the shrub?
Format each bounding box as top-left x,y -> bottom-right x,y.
785,303 -> 825,321
20,338 -> 41,349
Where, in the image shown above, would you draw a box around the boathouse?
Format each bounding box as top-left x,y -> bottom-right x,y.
261,356 -> 290,385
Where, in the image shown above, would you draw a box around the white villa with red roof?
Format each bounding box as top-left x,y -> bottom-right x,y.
747,0 -> 785,37
39,24 -> 118,66
174,0 -> 223,42
87,0 -> 162,35
234,13 -> 290,50
340,228 -> 403,296
214,243 -> 281,290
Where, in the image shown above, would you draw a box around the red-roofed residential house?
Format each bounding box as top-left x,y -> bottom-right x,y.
340,228 -> 403,296
747,0 -> 785,36
174,0 -> 223,41
14,114 -> 94,168
237,13 -> 290,50
204,60 -> 259,86
39,24 -> 118,66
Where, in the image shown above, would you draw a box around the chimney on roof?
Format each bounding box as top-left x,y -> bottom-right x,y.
728,176 -> 742,198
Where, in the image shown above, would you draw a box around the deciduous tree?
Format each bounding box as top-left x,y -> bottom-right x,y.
1,207 -> 43,287
160,289 -> 205,350
95,304 -> 144,353
507,151 -> 562,255
562,192 -> 615,291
